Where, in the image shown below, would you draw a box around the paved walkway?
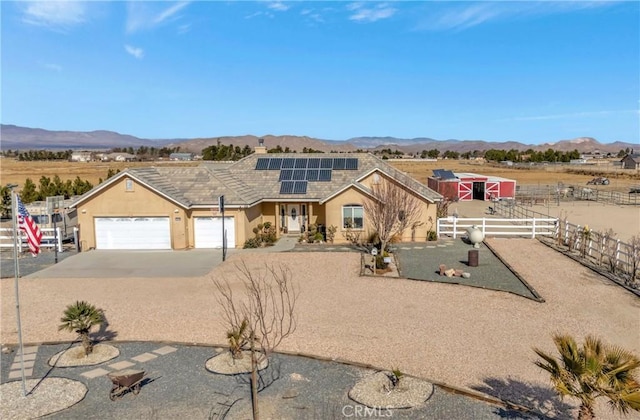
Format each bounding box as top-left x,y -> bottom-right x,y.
0,342 -> 542,419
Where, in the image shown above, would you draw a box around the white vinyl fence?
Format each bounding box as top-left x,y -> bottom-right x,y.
0,227 -> 63,253
437,217 -> 557,239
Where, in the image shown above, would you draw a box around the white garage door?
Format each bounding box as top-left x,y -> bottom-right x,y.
194,217 -> 235,248
95,217 -> 171,250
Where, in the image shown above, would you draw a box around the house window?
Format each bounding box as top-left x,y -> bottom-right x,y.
343,205 -> 364,229
125,179 -> 134,191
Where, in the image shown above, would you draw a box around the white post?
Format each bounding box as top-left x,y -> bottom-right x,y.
452,217 -> 457,239
57,227 -> 63,252
481,218 -> 486,237
531,218 -> 536,239
436,218 -> 440,238
615,240 -> 621,270
10,191 -> 27,397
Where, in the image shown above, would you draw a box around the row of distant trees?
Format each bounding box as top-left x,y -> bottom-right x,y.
0,169 -> 125,217
2,145 -> 634,163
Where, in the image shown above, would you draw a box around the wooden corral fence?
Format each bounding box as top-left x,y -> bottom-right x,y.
0,227 -> 65,253
490,200 -> 639,288
436,216 -> 557,239
516,185 -> 640,206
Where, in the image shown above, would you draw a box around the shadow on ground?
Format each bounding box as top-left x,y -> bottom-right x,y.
471,377 -> 574,420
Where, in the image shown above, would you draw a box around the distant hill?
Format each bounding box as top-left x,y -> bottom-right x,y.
1,124 -> 636,155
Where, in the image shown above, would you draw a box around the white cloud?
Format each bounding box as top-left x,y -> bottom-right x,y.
268,2 -> 290,12
126,1 -> 190,33
416,1 -> 621,31
41,62 -> 62,72
348,2 -> 396,23
125,44 -> 144,59
21,1 -> 86,28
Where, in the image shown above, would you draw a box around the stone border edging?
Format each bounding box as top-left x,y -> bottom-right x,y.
482,240 -> 545,302
6,339 -> 545,418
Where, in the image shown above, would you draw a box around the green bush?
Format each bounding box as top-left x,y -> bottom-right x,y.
427,230 -> 438,241
243,237 -> 260,249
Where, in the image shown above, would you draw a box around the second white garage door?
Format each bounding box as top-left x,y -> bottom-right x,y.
194,217 -> 235,248
95,217 -> 171,250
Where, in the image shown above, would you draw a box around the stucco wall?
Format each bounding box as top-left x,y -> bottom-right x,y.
76,177 -> 187,250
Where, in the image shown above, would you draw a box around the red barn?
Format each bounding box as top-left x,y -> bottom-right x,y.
427,170 -> 516,201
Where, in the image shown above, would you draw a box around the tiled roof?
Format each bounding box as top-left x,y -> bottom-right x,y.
78,153 -> 442,208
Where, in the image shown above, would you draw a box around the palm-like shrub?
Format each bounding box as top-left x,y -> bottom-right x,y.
58,301 -> 104,356
534,334 -> 640,420
227,318 -> 249,359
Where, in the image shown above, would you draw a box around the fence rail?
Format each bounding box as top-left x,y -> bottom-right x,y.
515,185 -> 640,206
436,217 -> 557,240
490,200 -> 639,288
0,228 -> 63,252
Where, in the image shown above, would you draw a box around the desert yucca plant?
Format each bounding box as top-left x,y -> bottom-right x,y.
534,334 -> 640,420
227,318 -> 249,359
58,301 -> 104,356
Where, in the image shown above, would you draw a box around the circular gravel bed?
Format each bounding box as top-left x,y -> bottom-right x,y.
48,344 -> 119,367
0,378 -> 87,420
205,350 -> 268,375
349,371 -> 434,409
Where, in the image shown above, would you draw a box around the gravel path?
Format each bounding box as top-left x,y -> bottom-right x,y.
1,241 -> 639,419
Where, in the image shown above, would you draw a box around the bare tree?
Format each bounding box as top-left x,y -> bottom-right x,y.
213,261 -> 299,420
363,178 -> 423,255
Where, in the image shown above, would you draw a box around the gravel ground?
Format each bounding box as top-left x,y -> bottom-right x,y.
0,248 -> 77,279
1,342 -> 539,419
1,240 -> 639,419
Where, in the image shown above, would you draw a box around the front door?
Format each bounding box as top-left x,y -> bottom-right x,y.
287,204 -> 300,232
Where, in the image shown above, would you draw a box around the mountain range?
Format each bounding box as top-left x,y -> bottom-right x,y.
1,124 -> 635,155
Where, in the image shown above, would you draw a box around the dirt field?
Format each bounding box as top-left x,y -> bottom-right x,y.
1,156 -> 638,192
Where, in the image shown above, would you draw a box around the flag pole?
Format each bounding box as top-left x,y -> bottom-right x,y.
11,190 -> 27,397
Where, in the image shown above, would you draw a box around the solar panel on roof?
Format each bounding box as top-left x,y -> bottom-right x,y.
282,158 -> 295,168
292,169 -> 306,180
255,158 -> 270,170
279,170 -> 293,181
306,169 -> 319,181
307,158 -> 320,168
320,158 -> 333,168
345,158 -> 358,170
318,169 -> 332,181
441,170 -> 456,179
268,158 -> 283,170
293,181 -> 308,194
433,169 -> 444,178
333,158 -> 346,170
295,158 -> 308,168
280,181 -> 294,194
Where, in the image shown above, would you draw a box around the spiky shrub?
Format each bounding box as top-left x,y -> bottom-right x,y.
227,318 -> 249,359
58,301 -> 104,356
389,368 -> 404,389
326,225 -> 337,244
534,334 -> 640,420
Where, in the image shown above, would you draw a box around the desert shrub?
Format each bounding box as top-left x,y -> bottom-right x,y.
326,225 -> 337,244
243,237 -> 261,249
313,232 -> 324,243
244,223 -> 277,248
427,230 -> 438,241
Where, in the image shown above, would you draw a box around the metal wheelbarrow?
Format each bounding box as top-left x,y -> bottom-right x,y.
107,368 -> 145,401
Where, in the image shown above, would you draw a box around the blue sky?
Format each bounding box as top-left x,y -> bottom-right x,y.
2,1 -> 638,144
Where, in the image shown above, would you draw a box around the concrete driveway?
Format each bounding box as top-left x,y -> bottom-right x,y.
24,249 -> 236,279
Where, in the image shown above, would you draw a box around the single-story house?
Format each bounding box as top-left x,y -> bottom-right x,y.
70,149 -> 443,250
621,154 -> 640,170
169,152 -> 195,161
70,151 -> 93,162
427,170 -> 516,201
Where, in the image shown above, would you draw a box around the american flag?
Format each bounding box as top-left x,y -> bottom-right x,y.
16,196 -> 42,256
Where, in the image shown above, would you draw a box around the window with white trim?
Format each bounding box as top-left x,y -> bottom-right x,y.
342,205 -> 364,229
125,179 -> 134,191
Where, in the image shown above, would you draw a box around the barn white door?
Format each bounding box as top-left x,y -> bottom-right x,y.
485,182 -> 500,201
458,182 -> 473,201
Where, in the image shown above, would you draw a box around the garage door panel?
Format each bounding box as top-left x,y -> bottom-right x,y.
95,217 -> 171,250
194,217 -> 235,248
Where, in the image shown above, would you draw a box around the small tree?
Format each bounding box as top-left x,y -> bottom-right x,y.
534,334 -> 640,420
58,301 -> 104,356
213,261 -> 298,420
363,179 -> 423,255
